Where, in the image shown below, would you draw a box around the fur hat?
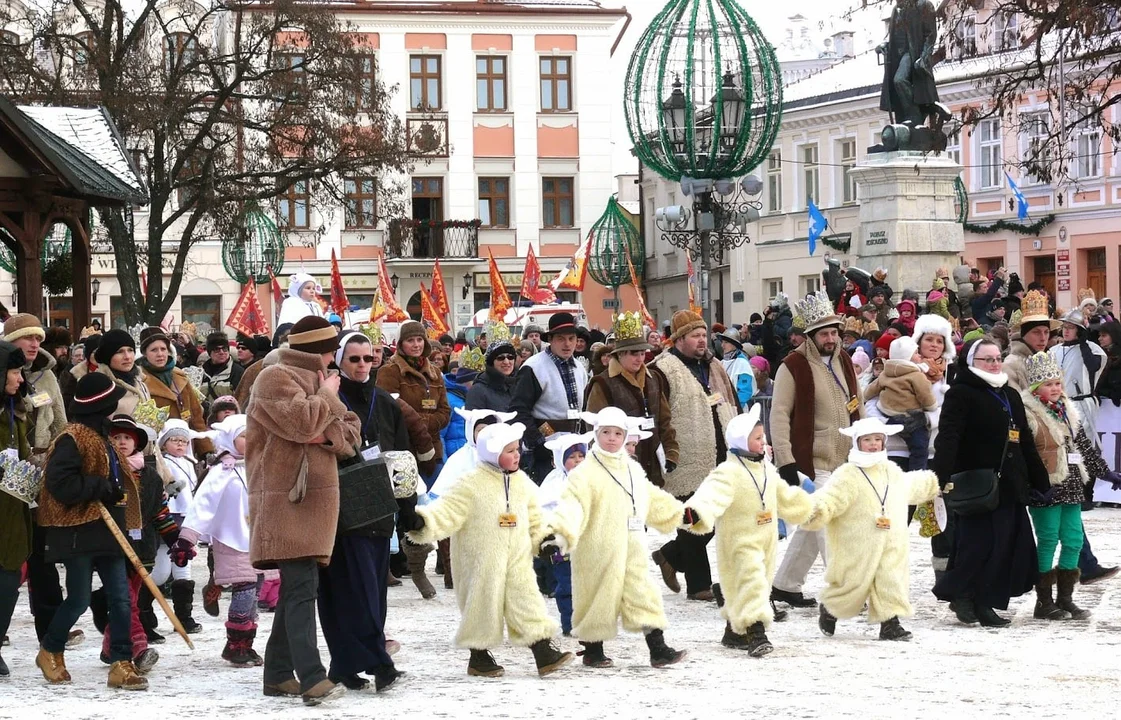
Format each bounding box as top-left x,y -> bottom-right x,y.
911,314 -> 956,361
206,332 -> 230,352
139,327 -> 170,353
889,336 -> 918,362
397,320 -> 432,356
42,325 -> 71,352
668,309 -> 706,343
288,316 -> 340,355
2,313 -> 45,344
94,329 -> 136,365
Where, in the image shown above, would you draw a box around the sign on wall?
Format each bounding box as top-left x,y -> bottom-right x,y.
1094,403 -> 1121,503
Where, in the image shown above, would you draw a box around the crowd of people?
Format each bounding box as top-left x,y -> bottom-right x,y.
0,262 -> 1118,705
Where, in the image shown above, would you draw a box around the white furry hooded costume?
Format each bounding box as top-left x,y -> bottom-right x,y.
428,409 -> 517,498
801,418 -> 939,622
684,405 -> 814,632
547,408 -> 684,642
277,272 -> 325,326
408,422 -> 558,649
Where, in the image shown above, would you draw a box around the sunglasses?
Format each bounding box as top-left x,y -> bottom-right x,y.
494,354 -> 516,362
346,355 -> 376,364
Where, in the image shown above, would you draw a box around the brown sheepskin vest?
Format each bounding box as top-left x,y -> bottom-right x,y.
588,369 -> 667,487
36,423 -> 141,530
783,351 -> 861,477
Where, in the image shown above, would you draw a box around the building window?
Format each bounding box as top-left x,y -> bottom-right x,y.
765,278 -> 783,301
802,275 -> 821,296
410,55 -> 441,111
839,139 -> 857,205
108,296 -> 127,330
540,57 -> 572,112
993,12 -> 1019,52
182,295 -> 221,330
478,177 -> 510,228
767,150 -> 782,213
1020,113 -> 1049,184
163,32 -> 198,73
945,128 -> 962,166
542,177 -> 574,228
952,17 -> 976,59
344,177 -> 377,229
276,53 -> 306,100
1072,118 -> 1102,180
177,153 -> 203,207
801,144 -> 819,207
348,54 -> 377,111
476,56 -> 507,112
278,180 -> 310,228
978,119 -> 1002,189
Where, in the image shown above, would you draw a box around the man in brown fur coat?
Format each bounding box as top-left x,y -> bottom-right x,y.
247,316 -> 361,706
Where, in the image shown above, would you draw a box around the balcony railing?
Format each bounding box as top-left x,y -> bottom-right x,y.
385,219 -> 479,259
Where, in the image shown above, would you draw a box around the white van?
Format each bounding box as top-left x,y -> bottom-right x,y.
463,302 -> 587,343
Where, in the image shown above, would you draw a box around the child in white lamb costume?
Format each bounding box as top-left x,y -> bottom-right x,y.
803,418 -> 940,641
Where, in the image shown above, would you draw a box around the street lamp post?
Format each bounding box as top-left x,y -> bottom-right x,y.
625,0 -> 782,325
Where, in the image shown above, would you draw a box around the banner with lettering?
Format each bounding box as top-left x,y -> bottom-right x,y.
1093,402 -> 1121,503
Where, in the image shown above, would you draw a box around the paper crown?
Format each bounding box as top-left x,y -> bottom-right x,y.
181,364 -> 205,391
0,453 -> 44,505
934,266 -> 949,280
132,399 -> 170,436
793,290 -> 841,332
843,316 -> 864,335
383,450 -> 420,499
179,321 -> 198,342
1020,290 -> 1050,321
1078,287 -> 1097,303
359,322 -> 385,345
1026,351 -> 1063,388
461,346 -> 485,373
611,312 -> 645,343
483,320 -> 511,344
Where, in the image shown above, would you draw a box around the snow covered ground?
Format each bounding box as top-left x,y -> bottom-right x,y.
2,508 -> 1120,719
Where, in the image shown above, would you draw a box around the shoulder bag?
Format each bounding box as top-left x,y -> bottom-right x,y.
943,421 -> 1010,516
337,453 -> 399,532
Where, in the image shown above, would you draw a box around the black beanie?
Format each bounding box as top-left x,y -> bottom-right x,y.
95,329 -> 136,365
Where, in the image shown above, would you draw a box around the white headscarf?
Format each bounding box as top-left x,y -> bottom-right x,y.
335,331 -> 369,378
209,414 -> 248,458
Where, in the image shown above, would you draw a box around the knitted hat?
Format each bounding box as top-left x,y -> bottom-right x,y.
3,313 -> 45,344
874,333 -> 895,356
851,347 -> 871,373
889,336 -> 918,362
0,340 -> 25,372
668,309 -> 706,343
139,326 -> 170,353
397,320 -> 432,356
108,415 -> 149,453
94,329 -> 137,365
485,341 -> 516,366
749,355 -> 770,375
749,313 -> 762,324
158,418 -> 197,446
72,372 -> 126,417
454,366 -> 479,384
287,316 -> 340,355
206,332 -> 230,352
208,395 -> 240,421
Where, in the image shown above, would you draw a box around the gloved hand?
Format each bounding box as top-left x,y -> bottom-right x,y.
1105,470 -> 1121,491
166,476 -> 187,498
169,537 -> 196,567
539,533 -> 569,560
682,508 -> 697,525
664,460 -> 677,474
396,498 -> 425,532
100,478 -> 125,505
778,464 -> 801,487
1030,486 -> 1059,505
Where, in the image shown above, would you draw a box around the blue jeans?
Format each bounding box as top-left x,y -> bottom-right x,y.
42,554 -> 132,662
552,559 -> 572,634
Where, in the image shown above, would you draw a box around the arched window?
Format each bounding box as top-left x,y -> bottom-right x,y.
164,32 -> 199,73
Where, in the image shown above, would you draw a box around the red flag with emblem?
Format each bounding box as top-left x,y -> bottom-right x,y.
431,258 -> 450,319
226,282 -> 270,338
420,282 -> 450,340
487,249 -> 513,322
377,253 -> 409,322
266,265 -> 284,308
549,232 -> 591,292
520,245 -> 556,304
328,249 -> 350,317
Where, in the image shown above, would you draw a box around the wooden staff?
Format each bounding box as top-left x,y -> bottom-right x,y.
97,503 -> 195,650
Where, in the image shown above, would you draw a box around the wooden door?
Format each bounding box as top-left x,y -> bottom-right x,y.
1086,247 -> 1107,300
1033,255 -> 1056,298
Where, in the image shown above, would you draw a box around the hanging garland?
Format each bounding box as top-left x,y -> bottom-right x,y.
963,214 -> 1056,236
953,177 -> 968,224
821,234 -> 851,253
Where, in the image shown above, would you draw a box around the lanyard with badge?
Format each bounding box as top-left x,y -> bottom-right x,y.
987,388 -> 1020,443
736,456 -> 773,526
25,370 -> 52,410
594,454 -> 642,531
827,358 -> 860,415
859,467 -> 892,530
340,392 -> 381,461
498,472 -> 518,528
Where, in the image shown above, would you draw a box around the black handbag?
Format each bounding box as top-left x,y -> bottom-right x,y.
337,455 -> 399,532
944,425 -> 1010,516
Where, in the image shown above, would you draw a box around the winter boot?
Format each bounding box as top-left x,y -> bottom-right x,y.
818,605 -> 837,637
645,629 -> 687,668
137,585 -> 165,644
387,572 -> 402,587
438,539 -> 453,589
371,665 -> 404,692
1033,569 -> 1070,620
90,587 -> 109,635
222,628 -> 263,667
772,587 -> 817,608
0,653 -> 7,677
976,606 -> 1011,627
132,648 -> 159,674
651,549 -> 681,593
302,679 -> 346,706
171,580 -> 203,634
328,673 -> 370,691
1056,568 -> 1091,620
578,641 -> 613,668
467,649 -> 504,678
720,622 -> 749,650
405,542 -> 436,599
66,629 -> 85,648
950,598 -> 979,625
202,581 -> 222,617
746,622 -> 774,658
878,617 -> 913,641
771,599 -> 788,622
35,648 -> 71,684
107,660 -> 148,690
712,582 -> 725,608
530,639 -> 573,676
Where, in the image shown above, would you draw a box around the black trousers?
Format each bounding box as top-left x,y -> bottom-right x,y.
26,524 -> 63,641
265,559 -> 328,692
659,493 -> 713,594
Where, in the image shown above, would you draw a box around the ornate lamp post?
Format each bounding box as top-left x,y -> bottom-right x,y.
222,203 -> 286,284
587,195 -> 643,307
625,0 -> 782,324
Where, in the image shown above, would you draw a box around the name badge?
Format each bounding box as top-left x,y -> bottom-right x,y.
627,516 -> 644,532
421,398 -> 437,411
567,408 -> 581,420
875,516 -> 891,531
128,529 -> 142,540
1,448 -> 17,462
708,393 -> 723,407
498,513 -> 518,528
1068,452 -> 1083,464
361,444 -> 381,461
29,391 -> 52,408
640,417 -> 655,431
756,510 -> 773,526
846,396 -> 860,414
1007,428 -> 1020,443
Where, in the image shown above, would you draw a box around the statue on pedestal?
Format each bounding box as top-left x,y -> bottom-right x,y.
876,0 -> 952,151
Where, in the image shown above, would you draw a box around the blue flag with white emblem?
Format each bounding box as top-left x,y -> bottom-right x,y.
1006,172 -> 1029,220
807,199 -> 827,256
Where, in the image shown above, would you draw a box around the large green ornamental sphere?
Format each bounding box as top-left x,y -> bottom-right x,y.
222,204 -> 286,284
588,196 -> 642,291
625,0 -> 782,181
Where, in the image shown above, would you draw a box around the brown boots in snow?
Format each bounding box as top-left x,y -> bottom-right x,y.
35,648 -> 71,684
466,641 -> 574,678
38,646 -> 148,690
1036,568 -> 1091,621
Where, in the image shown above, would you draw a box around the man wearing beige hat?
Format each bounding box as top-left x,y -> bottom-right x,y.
769,291 -> 865,609
648,310 -> 738,601
5,314 -> 67,453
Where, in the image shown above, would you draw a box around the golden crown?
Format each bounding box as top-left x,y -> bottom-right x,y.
483,320 -> 511,344
360,322 -> 384,345
1078,287 -> 1097,303
1026,351 -> 1062,387
179,321 -> 198,342
461,346 -> 485,373
133,399 -> 170,435
1008,308 -> 1023,330
1020,289 -> 1050,320
611,312 -> 645,343
844,316 -> 863,335
793,290 -> 837,328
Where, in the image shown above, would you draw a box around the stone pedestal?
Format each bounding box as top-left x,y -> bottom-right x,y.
848,152 -> 964,296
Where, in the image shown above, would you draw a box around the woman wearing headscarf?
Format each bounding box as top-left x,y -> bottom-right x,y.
931,338 -> 1050,627
278,273 -> 325,326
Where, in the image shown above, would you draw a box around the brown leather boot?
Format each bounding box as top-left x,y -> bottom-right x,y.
107,660 -> 149,690
1056,568 -> 1091,620
405,542 -> 436,599
35,648 -> 71,684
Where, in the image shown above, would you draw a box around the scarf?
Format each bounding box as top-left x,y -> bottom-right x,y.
111,365 -> 142,385
968,365 -> 1008,388
731,448 -> 765,463
1042,397 -> 1070,426
921,355 -> 946,382
403,354 -> 428,373
140,357 -> 176,389
847,449 -> 889,468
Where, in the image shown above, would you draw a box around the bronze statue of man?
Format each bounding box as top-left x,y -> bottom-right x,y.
879,0 -> 944,129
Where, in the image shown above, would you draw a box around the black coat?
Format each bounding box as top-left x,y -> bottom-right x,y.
932,368 -> 1049,506
337,376 -> 409,538
465,367 -> 516,412
1096,347 -> 1121,406
135,456 -> 177,566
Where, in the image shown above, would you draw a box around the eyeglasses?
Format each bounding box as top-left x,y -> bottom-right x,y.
973,356 -> 1003,365
494,354 -> 516,362
347,355 -> 376,364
